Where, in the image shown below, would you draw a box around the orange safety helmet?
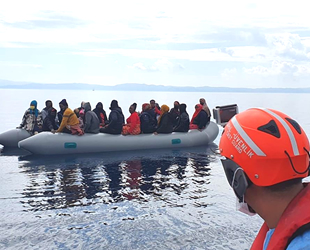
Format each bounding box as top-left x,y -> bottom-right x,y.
219,108 -> 310,187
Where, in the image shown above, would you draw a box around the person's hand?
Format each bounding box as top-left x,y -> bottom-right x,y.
16,126 -> 22,129
154,132 -> 158,135
198,129 -> 203,132
51,129 -> 56,134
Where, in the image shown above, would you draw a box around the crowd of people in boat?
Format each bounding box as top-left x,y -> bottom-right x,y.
17,98 -> 212,136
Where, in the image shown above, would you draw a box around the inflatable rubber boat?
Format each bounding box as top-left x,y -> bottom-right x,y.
0,129 -> 31,147
17,122 -> 219,155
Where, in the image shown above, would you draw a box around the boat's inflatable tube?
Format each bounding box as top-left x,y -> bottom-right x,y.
18,122 -> 219,155
0,129 -> 31,147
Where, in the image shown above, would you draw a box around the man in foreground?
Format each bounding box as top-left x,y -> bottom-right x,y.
219,108 -> 310,249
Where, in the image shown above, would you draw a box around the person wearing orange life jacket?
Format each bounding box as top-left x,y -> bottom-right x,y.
219,108 -> 310,250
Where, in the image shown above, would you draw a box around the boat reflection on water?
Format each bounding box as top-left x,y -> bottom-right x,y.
18,145 -> 217,211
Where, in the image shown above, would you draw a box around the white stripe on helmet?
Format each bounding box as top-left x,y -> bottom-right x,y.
260,108 -> 299,156
231,116 -> 266,156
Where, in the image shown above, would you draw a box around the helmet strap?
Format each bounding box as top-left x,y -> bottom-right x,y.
284,150 -> 310,175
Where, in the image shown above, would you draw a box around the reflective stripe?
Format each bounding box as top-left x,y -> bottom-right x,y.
231,116 -> 266,156
260,108 -> 299,156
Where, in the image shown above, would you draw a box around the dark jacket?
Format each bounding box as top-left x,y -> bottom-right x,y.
43,108 -> 58,131
170,108 -> 180,127
174,112 -> 189,132
57,109 -> 64,125
156,112 -> 173,134
104,107 -> 125,134
193,110 -> 210,129
84,102 -> 100,134
140,110 -> 157,134
93,102 -> 107,124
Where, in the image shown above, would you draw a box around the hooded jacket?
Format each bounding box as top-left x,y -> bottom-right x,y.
140,110 -> 157,134
42,108 -> 58,131
174,104 -> 189,132
93,102 -> 107,124
106,106 -> 125,134
84,102 -> 100,134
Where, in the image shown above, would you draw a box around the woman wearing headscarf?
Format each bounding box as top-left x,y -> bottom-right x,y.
56,99 -> 84,136
155,104 -> 173,134
199,98 -> 211,118
18,100 -> 43,135
93,102 -> 107,128
190,104 -> 209,130
99,100 -> 125,134
173,103 -> 189,132
140,103 -> 157,134
122,103 -> 141,135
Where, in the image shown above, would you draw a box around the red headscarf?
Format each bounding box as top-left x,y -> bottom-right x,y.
190,104 -> 203,124
142,103 -> 150,111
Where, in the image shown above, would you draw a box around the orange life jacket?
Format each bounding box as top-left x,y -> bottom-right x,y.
251,184 -> 310,250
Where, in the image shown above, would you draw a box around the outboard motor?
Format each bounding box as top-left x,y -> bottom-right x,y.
213,104 -> 238,127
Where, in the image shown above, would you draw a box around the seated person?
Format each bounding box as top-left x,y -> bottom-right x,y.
42,107 -> 58,133
56,99 -> 84,136
99,100 -> 124,135
93,102 -> 107,127
78,109 -> 84,129
199,98 -> 212,119
150,99 -> 161,120
83,102 -> 100,134
173,103 -> 189,132
122,103 -> 141,135
18,100 -> 43,135
74,101 -> 86,118
190,104 -> 210,130
140,103 -> 157,134
169,101 -> 180,127
155,104 -> 173,134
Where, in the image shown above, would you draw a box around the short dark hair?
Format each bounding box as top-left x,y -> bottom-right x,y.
264,178 -> 303,193
150,99 -> 155,103
45,100 -> 52,106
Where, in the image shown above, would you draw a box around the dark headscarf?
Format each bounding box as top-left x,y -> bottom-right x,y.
180,104 -> 187,114
110,100 -> 119,110
59,99 -> 68,107
93,102 -> 106,121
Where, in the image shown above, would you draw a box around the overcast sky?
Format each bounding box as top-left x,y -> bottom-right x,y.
0,0 -> 309,88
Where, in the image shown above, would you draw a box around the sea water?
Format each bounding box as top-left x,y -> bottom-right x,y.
0,89 -> 309,250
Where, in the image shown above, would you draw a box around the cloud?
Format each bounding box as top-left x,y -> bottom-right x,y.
0,62 -> 43,68
266,33 -> 310,61
221,68 -> 237,78
128,59 -> 184,72
244,61 -> 310,76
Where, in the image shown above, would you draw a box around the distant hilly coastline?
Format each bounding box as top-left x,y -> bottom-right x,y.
0,80 -> 310,93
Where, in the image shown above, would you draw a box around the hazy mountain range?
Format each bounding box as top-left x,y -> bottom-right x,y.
0,79 -> 309,93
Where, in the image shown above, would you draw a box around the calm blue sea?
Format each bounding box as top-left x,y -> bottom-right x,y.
0,89 -> 310,250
